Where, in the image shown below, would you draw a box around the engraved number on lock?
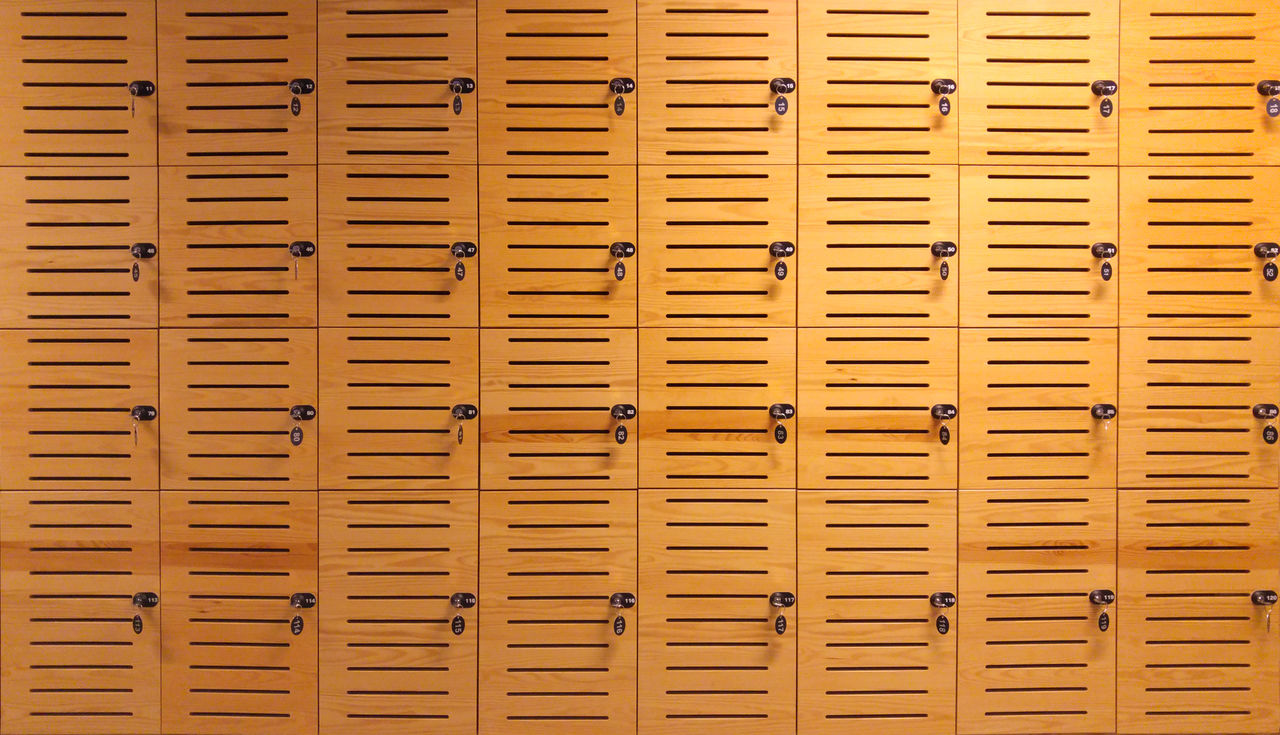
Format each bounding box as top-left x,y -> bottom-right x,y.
291,615 -> 304,635
452,615 -> 465,636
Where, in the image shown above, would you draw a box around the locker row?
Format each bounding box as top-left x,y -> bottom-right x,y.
2,327 -> 1277,490
3,0 -> 1280,165
6,164 -> 1280,328
2,488 -> 1276,735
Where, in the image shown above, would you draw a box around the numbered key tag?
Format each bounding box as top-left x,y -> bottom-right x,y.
939,424 -> 951,446
453,94 -> 462,115
133,614 -> 143,634
291,615 -> 304,635
774,424 -> 787,444
457,424 -> 464,445
615,425 -> 628,445
291,426 -> 303,447
774,614 -> 787,635
1098,611 -> 1110,632
1269,98 -> 1280,118
939,96 -> 951,116
132,262 -> 141,282
1100,98 -> 1113,118
1101,261 -> 1113,281
1266,262 -> 1278,282
614,615 -> 626,636
775,95 -> 788,116
774,261 -> 787,280
291,96 -> 301,117
614,261 -> 625,281
939,260 -> 949,281
454,260 -> 466,282
615,95 -> 625,116
452,615 -> 465,636
936,614 -> 949,635
1265,425 -> 1277,444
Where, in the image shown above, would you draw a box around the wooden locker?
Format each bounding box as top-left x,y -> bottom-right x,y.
319,491 -> 478,735
318,164 -> 478,327
797,491 -> 957,734
799,0 -> 958,164
318,0 -> 477,164
637,0 -> 797,164
959,329 -> 1117,489
639,328 -> 795,488
960,166 -> 1118,326
477,0 -> 636,164
0,330 -> 158,490
638,489 -> 796,735
160,492 -> 318,735
479,491 -> 637,735
0,167 -> 158,328
1120,167 -> 1280,326
798,165 -> 958,327
159,329 -> 317,490
480,329 -> 637,489
319,328 -> 478,490
480,166 -> 637,326
798,328 -> 958,489
958,0 -> 1119,164
1120,1 -> 1280,165
0,492 -> 160,735
1118,489 -> 1280,734
1119,328 -> 1280,488
0,0 -> 157,165
158,0 -> 316,164
639,166 -> 796,326
958,489 -> 1116,735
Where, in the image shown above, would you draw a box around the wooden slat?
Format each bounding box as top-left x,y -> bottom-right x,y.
319,491 -> 478,735
0,492 -> 160,735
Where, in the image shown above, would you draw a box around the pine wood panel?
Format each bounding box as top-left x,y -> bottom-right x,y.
319,328 -> 478,490
0,492 -> 160,735
798,165 -> 958,326
798,491 -> 957,734
639,328 -> 796,488
0,330 -> 158,490
318,164 -> 478,326
480,166 -> 637,326
798,328 -> 958,489
960,328 -> 1117,489
959,0 -> 1119,163
0,167 -> 158,328
318,0 -> 476,164
1120,1 -> 1280,165
159,329 -> 317,490
958,489 -> 1116,735
0,0 -> 157,165
1120,167 -> 1280,326
319,491 -> 478,735
1118,489 -> 1280,734
639,489 -> 796,735
160,492 -> 318,735
960,166 -> 1118,326
477,0 -> 636,164
639,165 -> 796,326
799,0 -> 958,164
480,329 -> 637,489
1119,328 -> 1280,488
158,0 -> 316,164
479,491 -> 636,735
638,0 -> 797,163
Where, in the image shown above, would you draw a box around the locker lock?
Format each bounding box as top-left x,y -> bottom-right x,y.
130,242 -> 157,260
130,405 -> 156,446
450,592 -> 477,609
609,77 -> 635,115
289,405 -> 317,421
287,78 -> 315,117
610,592 -> 637,609
769,77 -> 796,116
1090,588 -> 1114,632
1254,589 -> 1278,632
769,241 -> 795,281
452,403 -> 478,444
931,241 -> 956,281
1252,403 -> 1279,420
451,241 -> 477,282
127,80 -> 154,117
1091,79 -> 1117,118
1091,242 -> 1116,281
290,592 -> 317,609
289,241 -> 315,280
449,77 -> 475,115
132,591 -> 159,608
610,403 -> 637,445
1090,404 -> 1118,421
931,404 -> 956,445
930,591 -> 956,609
770,403 -> 795,444
1258,80 -> 1280,117
770,591 -> 795,635
930,78 -> 956,116
1255,242 -> 1279,281
610,241 -> 636,281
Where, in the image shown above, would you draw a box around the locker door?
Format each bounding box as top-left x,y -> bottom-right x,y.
958,0 -> 1119,163
1120,167 -> 1280,326
0,168 -> 157,328
158,0 -> 316,164
640,328 -> 795,488
638,0 -> 797,164
0,330 -> 158,490
1119,328 -> 1280,488
319,328 -> 478,490
318,164 -> 478,327
160,166 -> 316,327
639,166 -> 796,326
320,491 -> 478,735
798,328 -> 958,489
1118,489 -> 1280,734
0,492 -> 160,735
799,0 -> 958,164
318,0 -> 476,164
161,492 -> 318,735
798,491 -> 957,734
480,166 -> 637,326
478,0 -> 636,164
961,167 -> 1118,326
1120,1 -> 1280,165
638,489 -> 796,735
958,489 -> 1116,735
160,329 -> 317,490
798,165 -> 958,327
959,329 -> 1117,489
479,491 -> 636,735
0,0 -> 156,165
481,329 -> 637,489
